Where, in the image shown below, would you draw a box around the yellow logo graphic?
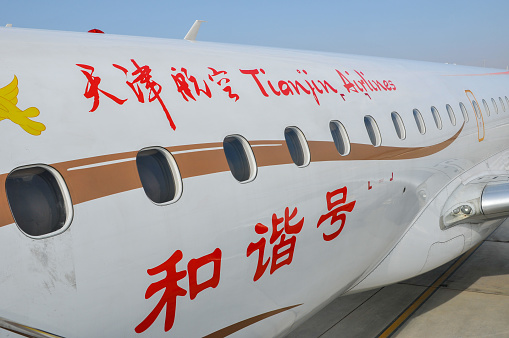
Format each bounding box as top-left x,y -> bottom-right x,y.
0,76 -> 46,136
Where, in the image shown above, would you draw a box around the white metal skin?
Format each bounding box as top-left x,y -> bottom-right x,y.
0,27 -> 508,337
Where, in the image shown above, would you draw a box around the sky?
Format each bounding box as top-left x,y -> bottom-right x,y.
2,0 -> 509,69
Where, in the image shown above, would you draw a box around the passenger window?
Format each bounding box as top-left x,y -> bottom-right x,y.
223,135 -> 257,183
413,109 -> 426,134
482,99 -> 491,116
284,126 -> 310,167
5,165 -> 73,238
446,104 -> 456,126
364,115 -> 382,147
491,98 -> 499,114
136,147 -> 183,204
391,112 -> 406,140
473,100 -> 482,120
459,102 -> 469,122
499,97 -> 506,112
329,120 -> 351,156
431,106 -> 442,130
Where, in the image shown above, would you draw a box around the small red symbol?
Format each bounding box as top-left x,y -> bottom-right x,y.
368,181 -> 372,190
135,248 -> 222,333
390,172 -> 394,181
317,187 -> 356,241
246,207 -> 304,281
114,59 -> 176,130
76,64 -> 127,112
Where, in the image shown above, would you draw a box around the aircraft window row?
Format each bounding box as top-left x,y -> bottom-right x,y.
8,94 -> 509,238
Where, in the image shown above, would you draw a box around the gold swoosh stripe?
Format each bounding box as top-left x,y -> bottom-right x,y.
0,126 -> 463,228
203,304 -> 302,338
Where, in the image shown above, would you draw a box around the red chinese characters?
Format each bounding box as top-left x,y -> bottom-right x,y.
114,60 -> 176,130
135,248 -> 222,333
170,67 -> 239,102
76,64 -> 127,112
317,187 -> 356,241
247,207 -> 304,281
208,67 -> 239,101
170,67 -> 212,102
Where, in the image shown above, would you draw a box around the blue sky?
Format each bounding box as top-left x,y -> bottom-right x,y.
2,0 -> 509,69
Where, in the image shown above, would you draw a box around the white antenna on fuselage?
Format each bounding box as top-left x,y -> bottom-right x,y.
184,20 -> 206,42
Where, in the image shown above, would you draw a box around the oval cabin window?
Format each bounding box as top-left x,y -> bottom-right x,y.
413,109 -> 426,134
482,99 -> 491,116
223,135 -> 257,183
459,102 -> 469,123
391,112 -> 406,140
499,97 -> 506,112
364,115 -> 382,147
136,147 -> 183,205
446,104 -> 456,126
284,126 -> 310,167
5,165 -> 73,238
329,120 -> 351,156
431,106 -> 442,130
491,98 -> 499,114
473,100 -> 482,120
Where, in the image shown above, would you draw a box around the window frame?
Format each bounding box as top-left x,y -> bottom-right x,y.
459,102 -> 469,123
5,164 -> 74,239
329,120 -> 351,156
431,106 -> 443,130
391,111 -> 406,140
364,115 -> 382,147
136,146 -> 183,205
284,126 -> 311,167
491,98 -> 499,114
446,104 -> 456,126
413,109 -> 426,134
223,134 -> 258,183
482,99 -> 491,116
499,97 -> 506,112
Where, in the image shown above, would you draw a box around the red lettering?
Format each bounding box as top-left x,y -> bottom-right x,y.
278,81 -> 294,96
187,248 -> 222,300
336,70 -> 358,93
317,80 -> 338,94
77,64 -> 127,112
239,68 -> 269,97
317,187 -> 356,241
247,207 -> 304,281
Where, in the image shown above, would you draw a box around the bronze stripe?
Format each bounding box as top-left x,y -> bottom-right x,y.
203,304 -> 302,338
0,127 -> 462,228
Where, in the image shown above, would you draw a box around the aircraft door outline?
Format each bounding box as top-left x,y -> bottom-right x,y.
465,90 -> 485,142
